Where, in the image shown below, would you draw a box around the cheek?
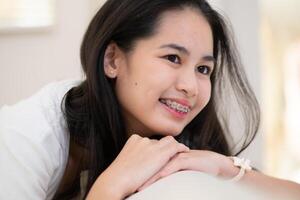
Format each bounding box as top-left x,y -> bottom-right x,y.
137,63 -> 176,97
196,81 -> 212,109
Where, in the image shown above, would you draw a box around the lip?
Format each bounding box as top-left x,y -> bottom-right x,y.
159,101 -> 188,119
160,98 -> 192,109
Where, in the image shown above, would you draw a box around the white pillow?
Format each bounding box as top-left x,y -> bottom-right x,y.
126,170 -> 272,200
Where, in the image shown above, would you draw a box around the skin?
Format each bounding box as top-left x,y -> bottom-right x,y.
86,8 -> 240,200
104,7 -> 214,137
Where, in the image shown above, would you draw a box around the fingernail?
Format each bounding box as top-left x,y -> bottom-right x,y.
181,144 -> 189,150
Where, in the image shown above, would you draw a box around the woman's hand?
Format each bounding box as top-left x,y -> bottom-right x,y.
86,134 -> 189,200
138,150 -> 239,191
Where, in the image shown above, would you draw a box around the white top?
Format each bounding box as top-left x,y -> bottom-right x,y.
0,80 -> 80,200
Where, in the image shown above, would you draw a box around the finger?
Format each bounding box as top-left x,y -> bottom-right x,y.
159,135 -> 176,144
155,153 -> 188,179
138,153 -> 188,191
159,136 -> 189,156
159,136 -> 188,150
144,136 -> 188,169
125,134 -> 141,145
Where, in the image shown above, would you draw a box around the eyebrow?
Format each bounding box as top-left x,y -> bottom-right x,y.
159,43 -> 216,63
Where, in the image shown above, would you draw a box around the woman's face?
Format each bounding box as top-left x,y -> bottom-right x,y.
110,8 -> 214,137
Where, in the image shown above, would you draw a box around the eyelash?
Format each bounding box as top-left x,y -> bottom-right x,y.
163,54 -> 212,75
164,54 -> 181,64
197,65 -> 211,75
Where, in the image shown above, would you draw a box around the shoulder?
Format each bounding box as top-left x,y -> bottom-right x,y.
0,79 -> 82,199
0,79 -> 81,146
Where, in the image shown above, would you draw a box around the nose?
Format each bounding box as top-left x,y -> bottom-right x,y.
175,68 -> 198,98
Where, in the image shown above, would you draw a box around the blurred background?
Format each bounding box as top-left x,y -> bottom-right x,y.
0,0 -> 299,183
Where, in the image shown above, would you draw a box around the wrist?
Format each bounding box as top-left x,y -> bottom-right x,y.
219,156 -> 240,179
227,156 -> 252,182
86,170 -> 126,200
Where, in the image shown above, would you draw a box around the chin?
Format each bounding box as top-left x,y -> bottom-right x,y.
146,121 -> 186,138
147,128 -> 182,139
160,127 -> 183,137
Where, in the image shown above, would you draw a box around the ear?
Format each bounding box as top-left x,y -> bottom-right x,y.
103,42 -> 124,79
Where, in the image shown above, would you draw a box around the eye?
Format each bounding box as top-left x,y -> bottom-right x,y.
164,54 -> 181,64
197,65 -> 212,75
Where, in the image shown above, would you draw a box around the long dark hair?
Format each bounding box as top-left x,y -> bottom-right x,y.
63,0 -> 260,196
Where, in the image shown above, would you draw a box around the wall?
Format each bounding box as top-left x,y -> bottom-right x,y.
208,0 -> 263,169
0,0 -> 92,106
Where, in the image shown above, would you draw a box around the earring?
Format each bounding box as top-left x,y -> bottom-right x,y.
108,70 -> 116,78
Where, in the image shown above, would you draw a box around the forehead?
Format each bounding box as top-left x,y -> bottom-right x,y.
144,7 -> 214,55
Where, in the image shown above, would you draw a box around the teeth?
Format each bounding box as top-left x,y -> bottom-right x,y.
159,99 -> 191,113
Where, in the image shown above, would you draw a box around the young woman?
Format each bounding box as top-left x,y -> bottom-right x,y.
3,0 -> 297,200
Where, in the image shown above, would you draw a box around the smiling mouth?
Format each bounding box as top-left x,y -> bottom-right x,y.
159,98 -> 191,114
